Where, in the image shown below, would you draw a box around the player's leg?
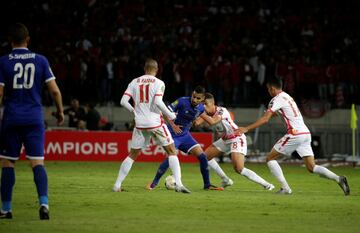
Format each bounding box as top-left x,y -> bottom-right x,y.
113,128 -> 144,192
231,152 -> 274,190
267,135 -> 296,194
183,133 -> 217,189
205,142 -> 233,188
303,155 -> 341,181
298,135 -> 349,195
300,144 -> 350,195
24,124 -> 50,219
113,148 -> 141,192
29,159 -> 50,220
189,145 -> 222,190
190,145 -> 210,188
162,143 -> 191,193
155,125 -> 190,193
266,149 -> 291,194
147,134 -> 183,190
0,159 -> 15,219
147,158 -> 170,190
0,124 -> 21,219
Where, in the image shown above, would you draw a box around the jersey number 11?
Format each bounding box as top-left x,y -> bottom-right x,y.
139,84 -> 150,103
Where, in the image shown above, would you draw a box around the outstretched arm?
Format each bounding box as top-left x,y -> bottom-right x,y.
236,110 -> 274,134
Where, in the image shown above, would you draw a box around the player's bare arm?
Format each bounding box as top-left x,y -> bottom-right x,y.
236,110 -> 274,135
163,114 -> 182,134
47,79 -> 64,125
193,115 -> 205,127
200,112 -> 221,126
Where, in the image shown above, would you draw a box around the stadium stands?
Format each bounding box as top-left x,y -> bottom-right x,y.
0,0 -> 359,108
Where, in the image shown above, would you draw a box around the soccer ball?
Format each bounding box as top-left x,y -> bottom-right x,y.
164,175 -> 176,190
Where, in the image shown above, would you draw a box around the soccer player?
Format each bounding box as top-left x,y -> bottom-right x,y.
113,58 -> 190,193
147,86 -> 224,191
0,23 -> 64,220
235,77 -> 350,195
196,93 -> 275,191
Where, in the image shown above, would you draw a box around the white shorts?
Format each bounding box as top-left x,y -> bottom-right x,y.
273,133 -> 314,157
130,124 -> 174,149
213,135 -> 247,155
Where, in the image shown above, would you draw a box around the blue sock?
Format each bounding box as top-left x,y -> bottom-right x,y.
197,153 -> 211,188
1,167 -> 15,212
151,159 -> 169,188
33,165 -> 48,206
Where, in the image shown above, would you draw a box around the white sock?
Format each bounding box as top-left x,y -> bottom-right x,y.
267,160 -> 291,190
168,155 -> 183,187
313,165 -> 340,183
208,159 -> 229,181
114,156 -> 134,189
240,167 -> 270,188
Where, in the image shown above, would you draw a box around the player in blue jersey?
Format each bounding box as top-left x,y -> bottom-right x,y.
0,23 -> 64,220
147,86 -> 224,190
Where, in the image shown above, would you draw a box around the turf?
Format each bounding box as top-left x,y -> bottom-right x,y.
0,161 -> 359,233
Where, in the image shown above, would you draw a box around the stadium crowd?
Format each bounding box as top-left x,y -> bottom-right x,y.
0,0 -> 359,109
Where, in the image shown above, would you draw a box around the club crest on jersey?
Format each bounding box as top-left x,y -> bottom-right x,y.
172,100 -> 179,106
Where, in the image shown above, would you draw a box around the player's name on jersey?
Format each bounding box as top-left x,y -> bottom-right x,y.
136,78 -> 155,83
9,53 -> 36,60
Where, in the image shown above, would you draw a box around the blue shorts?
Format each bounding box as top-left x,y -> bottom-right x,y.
0,123 -> 45,160
173,132 -> 200,154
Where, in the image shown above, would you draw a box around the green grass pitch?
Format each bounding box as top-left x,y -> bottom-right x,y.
1,161 -> 359,233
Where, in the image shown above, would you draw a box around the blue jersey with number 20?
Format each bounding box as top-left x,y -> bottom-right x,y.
0,48 -> 55,125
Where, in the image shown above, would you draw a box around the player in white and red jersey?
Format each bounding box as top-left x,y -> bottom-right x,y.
112,59 -> 190,193
236,78 -> 350,195
195,93 -> 274,191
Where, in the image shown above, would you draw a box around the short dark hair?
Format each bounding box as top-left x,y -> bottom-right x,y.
266,77 -> 283,89
205,92 -> 214,100
8,23 -> 29,45
194,85 -> 206,94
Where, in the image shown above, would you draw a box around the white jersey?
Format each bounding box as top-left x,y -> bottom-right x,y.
123,75 -> 165,129
210,106 -> 239,142
268,91 -> 310,135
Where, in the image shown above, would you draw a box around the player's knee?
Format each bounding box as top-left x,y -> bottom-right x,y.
2,159 -> 16,168
163,145 -> 177,155
233,165 -> 243,174
306,164 -> 315,173
30,159 -> 44,168
129,149 -> 141,159
205,153 -> 213,160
